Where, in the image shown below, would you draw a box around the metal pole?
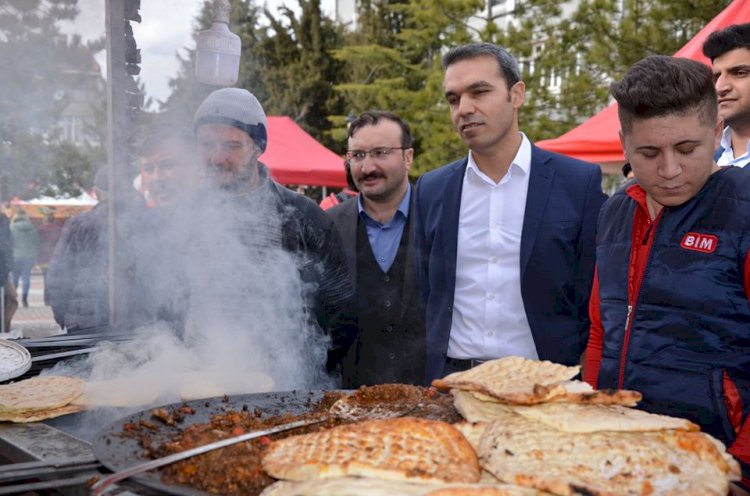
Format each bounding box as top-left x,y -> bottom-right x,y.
105,0 -> 134,329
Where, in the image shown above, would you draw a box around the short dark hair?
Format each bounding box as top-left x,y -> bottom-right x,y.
442,42 -> 522,89
622,163 -> 632,178
347,110 -> 413,149
139,121 -> 194,156
702,23 -> 750,61
611,55 -> 717,134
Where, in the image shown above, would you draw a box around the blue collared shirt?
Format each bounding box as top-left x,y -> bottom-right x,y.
358,184 -> 411,273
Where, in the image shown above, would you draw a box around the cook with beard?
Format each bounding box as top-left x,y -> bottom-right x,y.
327,111 -> 426,387
413,42 -> 606,382
192,88 -> 357,377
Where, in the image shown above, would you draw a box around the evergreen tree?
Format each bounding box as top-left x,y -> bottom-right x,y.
0,0 -> 105,199
486,0 -> 729,140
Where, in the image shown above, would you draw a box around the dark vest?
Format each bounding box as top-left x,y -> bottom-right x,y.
353,214 -> 425,386
596,167 -> 750,443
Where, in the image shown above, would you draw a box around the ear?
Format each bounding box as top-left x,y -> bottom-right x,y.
713,118 -> 723,151
511,81 -> 525,109
404,148 -> 414,172
618,130 -> 628,161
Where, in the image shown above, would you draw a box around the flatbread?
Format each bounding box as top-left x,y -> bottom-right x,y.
432,357 -> 580,398
178,371 -> 274,401
477,414 -> 740,495
433,357 -> 641,406
261,478 -> 543,496
453,377 -> 641,407
454,390 -> 689,432
262,417 -> 481,484
0,403 -> 83,423
0,376 -> 83,412
73,377 -> 161,408
510,402 -> 699,433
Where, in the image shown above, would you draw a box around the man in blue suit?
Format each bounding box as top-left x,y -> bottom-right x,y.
414,43 -> 607,382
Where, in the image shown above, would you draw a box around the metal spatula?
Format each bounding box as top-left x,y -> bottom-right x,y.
91,392 -> 421,495
90,417 -> 320,495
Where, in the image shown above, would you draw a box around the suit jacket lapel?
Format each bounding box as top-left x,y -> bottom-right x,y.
443,160 -> 467,296
520,146 -> 554,276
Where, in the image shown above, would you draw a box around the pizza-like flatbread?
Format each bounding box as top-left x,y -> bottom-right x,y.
0,376 -> 83,413
262,417 -> 480,484
478,414 -> 740,495
261,478 -> 544,496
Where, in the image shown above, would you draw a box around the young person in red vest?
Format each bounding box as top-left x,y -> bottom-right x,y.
584,55 -> 750,486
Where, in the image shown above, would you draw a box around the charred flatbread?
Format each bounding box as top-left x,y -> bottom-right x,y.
0,376 -> 83,413
262,417 -> 481,484
477,413 -> 740,495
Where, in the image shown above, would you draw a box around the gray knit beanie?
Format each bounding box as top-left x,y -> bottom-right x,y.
193,88 -> 268,151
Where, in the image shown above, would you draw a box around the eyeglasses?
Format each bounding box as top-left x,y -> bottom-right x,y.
346,147 -> 405,163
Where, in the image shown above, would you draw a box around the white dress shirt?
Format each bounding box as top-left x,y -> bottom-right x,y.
447,133 -> 538,360
717,126 -> 750,168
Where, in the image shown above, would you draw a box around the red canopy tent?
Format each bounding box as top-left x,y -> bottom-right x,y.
262,116 -> 346,187
536,0 -> 750,173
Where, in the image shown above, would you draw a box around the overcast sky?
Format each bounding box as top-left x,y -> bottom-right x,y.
61,0 -> 335,107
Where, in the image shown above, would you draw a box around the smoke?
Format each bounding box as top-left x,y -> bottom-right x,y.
45,160 -> 335,441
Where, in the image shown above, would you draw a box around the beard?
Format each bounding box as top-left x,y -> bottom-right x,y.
207,158 -> 259,192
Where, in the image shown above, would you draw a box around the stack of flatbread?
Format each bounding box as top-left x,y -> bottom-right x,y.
257,356 -> 742,495
260,416 -> 543,495
0,375 -> 84,422
437,356 -> 741,495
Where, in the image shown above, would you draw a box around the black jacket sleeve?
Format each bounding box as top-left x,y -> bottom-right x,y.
274,184 -> 358,373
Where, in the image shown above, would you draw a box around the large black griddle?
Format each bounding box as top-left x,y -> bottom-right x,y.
91,390 -> 334,496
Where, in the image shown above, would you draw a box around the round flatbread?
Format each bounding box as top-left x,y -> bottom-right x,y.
0,376 -> 83,413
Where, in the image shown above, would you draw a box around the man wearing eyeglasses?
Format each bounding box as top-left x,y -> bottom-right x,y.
327,111 -> 426,386
414,43 -> 607,382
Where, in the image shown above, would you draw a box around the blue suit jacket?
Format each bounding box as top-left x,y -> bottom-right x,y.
413,144 -> 607,382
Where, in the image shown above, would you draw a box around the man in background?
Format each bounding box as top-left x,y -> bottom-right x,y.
132,124 -> 201,328
584,55 -> 750,484
0,210 -> 12,332
37,211 -> 62,305
703,22 -> 750,167
327,111 -> 425,386
414,42 -> 606,382
10,210 -> 39,308
47,168 -> 110,332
